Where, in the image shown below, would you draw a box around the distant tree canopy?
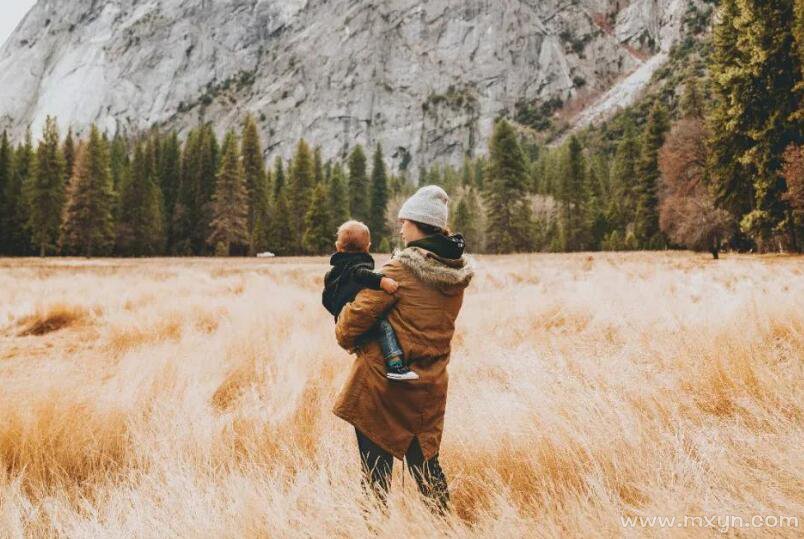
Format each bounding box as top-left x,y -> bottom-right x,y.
0,0 -> 799,257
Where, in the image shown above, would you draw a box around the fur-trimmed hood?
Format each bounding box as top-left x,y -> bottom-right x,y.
394,246 -> 474,292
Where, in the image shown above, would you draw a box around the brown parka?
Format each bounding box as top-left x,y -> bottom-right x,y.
332,246 -> 474,460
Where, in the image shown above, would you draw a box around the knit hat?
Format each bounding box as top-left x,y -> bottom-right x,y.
398,185 -> 450,230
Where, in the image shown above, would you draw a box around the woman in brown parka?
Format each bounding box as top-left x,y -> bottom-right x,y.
333,185 -> 474,512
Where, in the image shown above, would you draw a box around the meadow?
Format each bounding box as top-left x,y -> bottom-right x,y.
0,252 -> 801,537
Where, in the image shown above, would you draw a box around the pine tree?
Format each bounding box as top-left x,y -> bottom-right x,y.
417,165 -> 428,186
109,131 -> 128,210
441,164 -> 460,193
452,188 -> 481,252
634,101 -> 670,247
198,124 -> 219,253
5,131 -> 34,255
348,145 -> 369,221
426,164 -> 443,187
0,130 -> 13,254
117,141 -> 165,256
273,156 -> 285,199
707,0 -> 754,249
241,115 -> 269,254
328,162 -> 350,231
679,74 -> 705,119
531,153 -> 546,193
461,159 -> 474,188
468,187 -> 485,251
252,158 -> 274,255
302,183 -> 333,254
59,125 -> 116,256
159,131 -> 181,251
26,116 -> 65,256
369,143 -> 389,245
145,128 -> 161,187
474,158 -> 486,189
269,189 -> 294,256
288,139 -> 314,252
559,135 -> 587,251
62,127 -> 76,182
172,128 -> 199,254
585,156 -> 608,250
539,150 -> 560,195
264,162 -> 275,203
323,159 -> 332,184
173,125 -> 218,254
208,131 -> 249,255
313,146 -> 324,184
484,119 -> 533,253
388,174 -> 403,196
732,0 -> 801,250
607,119 -> 641,234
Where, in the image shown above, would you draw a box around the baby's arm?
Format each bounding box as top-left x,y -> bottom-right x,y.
336,260 -> 402,352
353,267 -> 398,295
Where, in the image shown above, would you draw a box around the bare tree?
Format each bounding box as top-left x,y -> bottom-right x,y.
781,144 -> 803,251
658,118 -> 734,258
782,145 -> 804,211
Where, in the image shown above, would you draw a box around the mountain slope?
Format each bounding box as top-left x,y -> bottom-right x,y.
0,0 -> 699,171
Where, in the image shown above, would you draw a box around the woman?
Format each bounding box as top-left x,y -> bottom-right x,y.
333,185 -> 474,513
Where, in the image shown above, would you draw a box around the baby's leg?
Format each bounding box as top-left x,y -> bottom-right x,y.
377,319 -> 418,380
377,318 -> 404,365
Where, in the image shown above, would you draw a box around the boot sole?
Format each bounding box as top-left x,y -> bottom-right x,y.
386,372 -> 419,381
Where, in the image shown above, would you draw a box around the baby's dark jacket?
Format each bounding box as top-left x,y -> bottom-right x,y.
322,251 -> 384,320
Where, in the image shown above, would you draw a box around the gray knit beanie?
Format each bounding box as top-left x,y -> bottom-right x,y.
398,185 -> 450,230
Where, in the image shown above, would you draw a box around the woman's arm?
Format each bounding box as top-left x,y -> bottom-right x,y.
335,262 -> 401,351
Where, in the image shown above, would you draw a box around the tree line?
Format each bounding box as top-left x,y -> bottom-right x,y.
0,115 -> 407,257
0,0 -> 800,258
474,0 -> 802,256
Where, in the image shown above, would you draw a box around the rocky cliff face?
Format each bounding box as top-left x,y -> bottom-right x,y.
0,0 -> 697,171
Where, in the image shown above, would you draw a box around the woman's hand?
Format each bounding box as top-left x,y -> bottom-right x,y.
336,263 -> 402,351
380,277 -> 399,294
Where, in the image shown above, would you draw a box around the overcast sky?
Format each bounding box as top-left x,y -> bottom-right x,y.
1,0 -> 37,48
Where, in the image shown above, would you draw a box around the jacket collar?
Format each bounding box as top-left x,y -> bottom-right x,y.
329,251 -> 374,266
406,233 -> 465,259
394,246 -> 474,290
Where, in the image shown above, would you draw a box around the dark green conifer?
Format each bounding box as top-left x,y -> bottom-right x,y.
241,115 -> 269,254
484,119 -> 533,253
117,141 -> 165,255
208,131 -> 249,255
26,116 -> 65,256
328,162 -> 350,232
369,144 -> 389,245
5,131 -> 34,254
348,145 -> 369,221
59,125 -> 116,256
288,139 -> 314,251
302,183 -> 332,254
634,101 -> 670,247
0,131 -> 13,254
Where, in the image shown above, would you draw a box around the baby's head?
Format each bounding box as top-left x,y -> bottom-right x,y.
336,220 -> 371,253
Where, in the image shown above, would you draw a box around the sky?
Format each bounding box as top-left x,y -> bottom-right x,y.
0,0 -> 37,48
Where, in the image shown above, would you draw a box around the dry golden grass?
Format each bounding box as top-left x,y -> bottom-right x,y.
0,252 -> 801,537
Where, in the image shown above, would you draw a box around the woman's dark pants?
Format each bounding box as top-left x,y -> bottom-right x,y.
355,429 -> 450,514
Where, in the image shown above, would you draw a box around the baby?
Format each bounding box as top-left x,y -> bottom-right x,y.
322,220 -> 418,381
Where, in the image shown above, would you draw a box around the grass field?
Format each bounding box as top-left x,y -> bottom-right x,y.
0,252 -> 802,537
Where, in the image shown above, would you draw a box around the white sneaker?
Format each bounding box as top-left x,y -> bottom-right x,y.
386,368 -> 419,381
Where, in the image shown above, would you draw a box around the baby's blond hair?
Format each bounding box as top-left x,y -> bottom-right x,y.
336,220 -> 371,253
